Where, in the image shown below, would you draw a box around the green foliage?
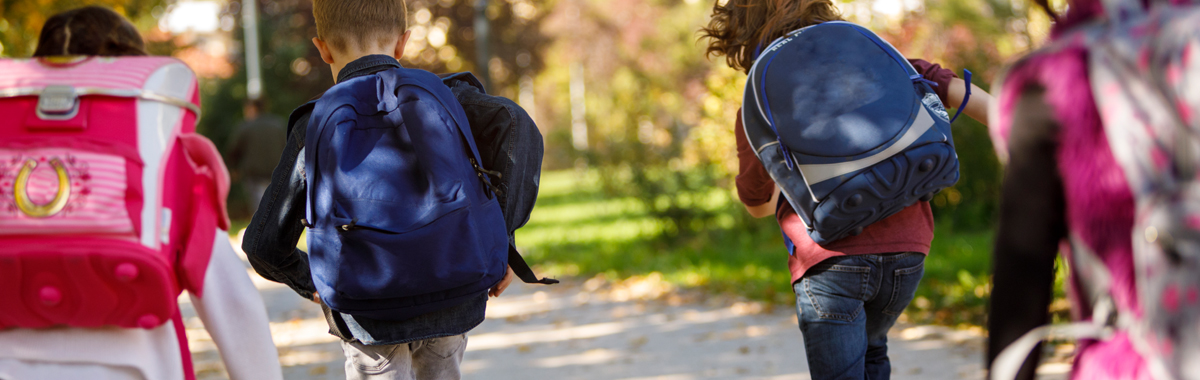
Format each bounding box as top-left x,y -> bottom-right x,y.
539,0 -> 747,239
907,226 -> 994,325
197,0 -> 332,153
933,116 -> 1003,230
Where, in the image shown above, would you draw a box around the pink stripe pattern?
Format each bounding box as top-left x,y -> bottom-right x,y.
0,149 -> 134,235
0,57 -> 183,93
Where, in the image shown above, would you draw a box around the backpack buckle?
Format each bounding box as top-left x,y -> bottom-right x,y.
37,85 -> 80,120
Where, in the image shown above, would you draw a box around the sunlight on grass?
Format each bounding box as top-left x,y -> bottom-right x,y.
521,217 -> 665,247
519,171 -> 665,246
518,170 -> 804,304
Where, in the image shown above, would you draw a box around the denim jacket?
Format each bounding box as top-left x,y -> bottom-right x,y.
241,55 -> 486,345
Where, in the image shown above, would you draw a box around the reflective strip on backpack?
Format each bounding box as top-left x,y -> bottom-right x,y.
794,105 -> 938,184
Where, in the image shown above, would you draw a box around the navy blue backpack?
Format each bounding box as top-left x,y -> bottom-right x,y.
303,67 -> 508,320
742,22 -> 967,246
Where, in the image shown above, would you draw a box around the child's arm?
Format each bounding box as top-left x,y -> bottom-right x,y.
191,233 -> 284,380
947,78 -> 993,126
988,87 -> 1064,380
735,110 -> 780,218
241,119 -> 318,301
908,59 -> 993,126
745,188 -> 780,218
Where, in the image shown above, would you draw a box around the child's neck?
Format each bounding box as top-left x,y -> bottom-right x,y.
330,46 -> 400,83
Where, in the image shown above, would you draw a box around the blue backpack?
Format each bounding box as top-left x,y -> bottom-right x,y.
304,67 -> 508,320
742,22 -> 966,246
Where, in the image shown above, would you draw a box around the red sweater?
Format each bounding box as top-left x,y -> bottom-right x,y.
735,59 -> 957,283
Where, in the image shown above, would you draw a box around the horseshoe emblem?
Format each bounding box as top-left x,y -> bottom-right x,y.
14,158 -> 71,218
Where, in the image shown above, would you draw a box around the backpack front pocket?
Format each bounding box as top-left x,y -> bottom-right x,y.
0,238 -> 177,329
316,198 -> 504,301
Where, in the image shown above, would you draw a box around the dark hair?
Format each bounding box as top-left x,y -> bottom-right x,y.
32,6 -> 147,57
700,0 -> 843,73
1033,0 -> 1058,21
313,0 -> 408,53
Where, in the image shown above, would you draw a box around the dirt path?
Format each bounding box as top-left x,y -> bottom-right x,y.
182,242 -> 1068,380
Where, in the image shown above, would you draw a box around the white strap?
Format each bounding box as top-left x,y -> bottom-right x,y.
990,322 -> 1112,380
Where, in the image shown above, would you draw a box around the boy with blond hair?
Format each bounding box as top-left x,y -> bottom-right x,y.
242,1 -> 517,379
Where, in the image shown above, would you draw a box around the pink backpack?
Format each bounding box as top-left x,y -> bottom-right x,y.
992,1 -> 1200,379
0,56 -> 229,330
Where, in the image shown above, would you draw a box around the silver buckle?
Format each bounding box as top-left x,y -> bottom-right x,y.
37,85 -> 80,120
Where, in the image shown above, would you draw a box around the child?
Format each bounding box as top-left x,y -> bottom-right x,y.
0,6 -> 283,380
701,1 -> 991,379
988,0 -> 1200,378
241,1 -> 515,379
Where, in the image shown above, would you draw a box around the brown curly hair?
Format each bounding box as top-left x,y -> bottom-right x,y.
700,0 -> 843,73
33,6 -> 147,57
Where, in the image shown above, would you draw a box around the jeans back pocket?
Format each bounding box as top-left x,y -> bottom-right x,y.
883,254 -> 925,316
801,263 -> 871,321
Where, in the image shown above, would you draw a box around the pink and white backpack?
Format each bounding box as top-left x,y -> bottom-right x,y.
0,56 -> 229,331
992,1 -> 1200,379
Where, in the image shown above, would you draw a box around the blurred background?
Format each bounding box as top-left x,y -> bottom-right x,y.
1,0 -> 1069,328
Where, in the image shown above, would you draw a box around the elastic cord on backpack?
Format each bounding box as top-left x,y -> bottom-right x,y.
948,69 -> 973,123
911,74 -> 939,88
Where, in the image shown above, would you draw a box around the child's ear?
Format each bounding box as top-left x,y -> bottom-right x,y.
393,30 -> 412,61
312,37 -> 335,64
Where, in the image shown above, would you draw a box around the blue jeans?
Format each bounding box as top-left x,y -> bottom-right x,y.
793,252 -> 925,380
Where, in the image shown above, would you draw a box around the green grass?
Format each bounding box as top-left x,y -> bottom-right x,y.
911,227 -> 995,325
517,169 -> 1012,325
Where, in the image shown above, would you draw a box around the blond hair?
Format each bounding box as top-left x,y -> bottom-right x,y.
313,0 -> 408,52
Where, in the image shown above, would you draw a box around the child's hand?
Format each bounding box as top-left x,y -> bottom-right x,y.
489,266 -> 515,297
311,292 -> 322,305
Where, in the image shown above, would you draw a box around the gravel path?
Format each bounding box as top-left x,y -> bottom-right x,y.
182,240 -> 1069,380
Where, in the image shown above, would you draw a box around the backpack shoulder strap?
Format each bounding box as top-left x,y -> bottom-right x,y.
439,72 -> 487,93
508,243 -> 559,284
175,133 -> 231,295
287,99 -> 319,136
438,71 -> 557,285
391,71 -> 488,167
